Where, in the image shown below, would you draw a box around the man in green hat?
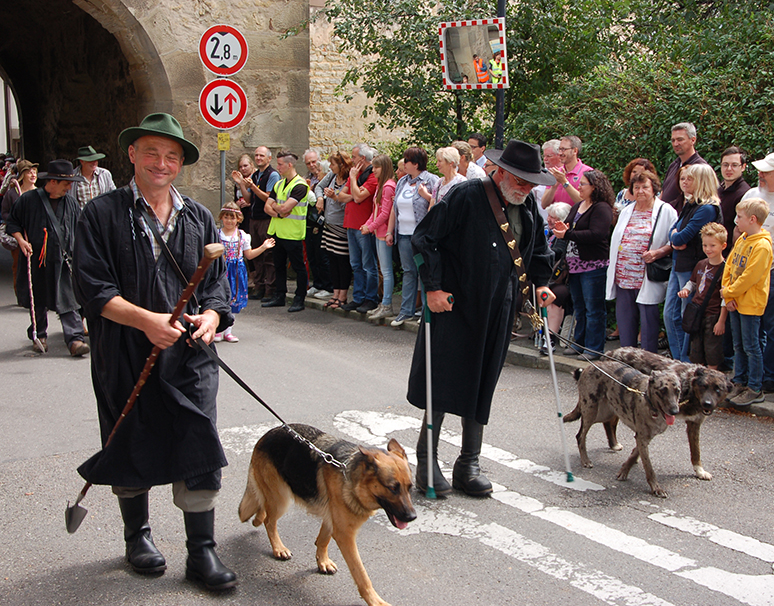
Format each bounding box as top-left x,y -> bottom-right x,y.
70,145 -> 116,209
72,113 -> 237,591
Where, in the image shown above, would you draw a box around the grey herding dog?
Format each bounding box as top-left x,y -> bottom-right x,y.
609,347 -> 732,481
565,360 -> 682,497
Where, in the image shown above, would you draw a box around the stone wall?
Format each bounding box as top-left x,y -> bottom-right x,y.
307,2 -> 405,158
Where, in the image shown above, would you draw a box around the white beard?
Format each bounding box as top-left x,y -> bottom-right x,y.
501,180 -> 528,206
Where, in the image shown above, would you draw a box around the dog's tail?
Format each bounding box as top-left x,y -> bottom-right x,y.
563,403 -> 581,423
238,469 -> 265,525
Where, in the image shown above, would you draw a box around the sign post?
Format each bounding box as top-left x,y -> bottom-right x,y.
198,25 -> 249,207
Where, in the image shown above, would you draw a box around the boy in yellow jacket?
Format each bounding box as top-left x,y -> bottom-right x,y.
721,197 -> 773,406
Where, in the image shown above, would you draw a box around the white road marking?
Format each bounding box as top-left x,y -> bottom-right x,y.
220,412 -> 774,606
648,509 -> 774,563
375,502 -> 677,606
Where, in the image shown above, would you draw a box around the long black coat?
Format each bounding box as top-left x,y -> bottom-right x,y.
5,187 -> 80,313
73,187 -> 233,489
408,179 -> 553,425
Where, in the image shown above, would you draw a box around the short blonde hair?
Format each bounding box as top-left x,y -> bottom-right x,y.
699,222 -> 727,244
736,197 -> 771,224
436,146 -> 460,168
680,164 -> 720,205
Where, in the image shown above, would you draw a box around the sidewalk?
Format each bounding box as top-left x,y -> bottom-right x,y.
291,292 -> 774,420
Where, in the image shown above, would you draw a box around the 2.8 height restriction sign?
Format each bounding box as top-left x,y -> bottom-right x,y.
199,25 -> 248,76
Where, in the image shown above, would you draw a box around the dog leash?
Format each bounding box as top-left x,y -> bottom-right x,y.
189,330 -> 349,474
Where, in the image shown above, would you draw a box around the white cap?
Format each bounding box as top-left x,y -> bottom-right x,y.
751,152 -> 774,172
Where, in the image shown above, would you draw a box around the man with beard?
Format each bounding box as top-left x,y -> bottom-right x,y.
408,140 -> 556,497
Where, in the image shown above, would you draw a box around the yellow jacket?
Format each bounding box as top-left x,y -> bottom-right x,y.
721,229 -> 772,315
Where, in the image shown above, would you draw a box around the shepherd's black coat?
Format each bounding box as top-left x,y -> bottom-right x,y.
408,178 -> 553,425
73,187 -> 233,489
5,187 -> 80,313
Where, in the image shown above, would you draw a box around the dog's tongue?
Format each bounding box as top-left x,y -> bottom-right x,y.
665,414 -> 675,426
394,519 -> 408,530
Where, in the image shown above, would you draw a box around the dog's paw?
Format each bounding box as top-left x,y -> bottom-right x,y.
582,460 -> 594,469
611,443 -> 623,452
273,547 -> 292,560
616,470 -> 629,481
652,486 -> 668,498
694,465 -> 712,481
316,557 -> 338,574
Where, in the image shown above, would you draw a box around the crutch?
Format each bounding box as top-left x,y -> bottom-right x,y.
540,292 -> 574,482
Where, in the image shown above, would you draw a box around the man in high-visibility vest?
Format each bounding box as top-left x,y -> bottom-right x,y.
473,54 -> 490,83
262,151 -> 310,312
489,50 -> 503,84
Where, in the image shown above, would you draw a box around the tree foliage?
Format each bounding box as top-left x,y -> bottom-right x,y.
319,0 -> 774,186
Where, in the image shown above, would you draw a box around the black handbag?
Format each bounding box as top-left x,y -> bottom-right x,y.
681,262 -> 724,335
645,205 -> 672,282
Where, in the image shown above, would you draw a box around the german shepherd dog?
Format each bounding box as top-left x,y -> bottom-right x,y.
238,424 -> 416,606
609,347 -> 732,481
565,361 -> 682,497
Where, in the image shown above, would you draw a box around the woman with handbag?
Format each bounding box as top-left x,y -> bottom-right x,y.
606,170 -> 676,352
553,170 -> 615,359
663,164 -> 722,362
1,160 -> 39,301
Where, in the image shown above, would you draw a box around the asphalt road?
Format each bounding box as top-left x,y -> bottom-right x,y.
1,249 -> 773,606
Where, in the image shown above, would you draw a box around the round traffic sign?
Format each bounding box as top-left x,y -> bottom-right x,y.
199,25 -> 248,76
199,79 -> 248,130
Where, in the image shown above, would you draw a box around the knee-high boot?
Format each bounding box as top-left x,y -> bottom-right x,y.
184,509 -> 237,591
118,494 -> 167,574
415,410 -> 452,496
452,417 -> 493,497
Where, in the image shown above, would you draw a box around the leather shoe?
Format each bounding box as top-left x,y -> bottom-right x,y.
261,296 -> 285,308
70,341 -> 90,357
341,300 -> 361,312
356,300 -> 378,313
287,298 -> 305,312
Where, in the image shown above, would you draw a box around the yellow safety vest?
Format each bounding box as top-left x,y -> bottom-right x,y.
267,174 -> 309,240
490,59 -> 503,84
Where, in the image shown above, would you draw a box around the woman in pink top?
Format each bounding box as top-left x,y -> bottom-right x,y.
360,154 -> 396,320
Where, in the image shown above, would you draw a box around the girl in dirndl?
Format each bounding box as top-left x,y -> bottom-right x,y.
215,202 -> 275,342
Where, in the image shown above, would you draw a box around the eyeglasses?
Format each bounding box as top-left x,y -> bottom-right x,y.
557,147 -> 572,152
511,175 -> 532,188
721,163 -> 742,169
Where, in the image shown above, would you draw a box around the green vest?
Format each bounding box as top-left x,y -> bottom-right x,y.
267,173 -> 309,240
490,59 -> 503,84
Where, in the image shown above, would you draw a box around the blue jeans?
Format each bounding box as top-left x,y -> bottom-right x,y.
761,268 -> 774,383
663,269 -> 693,362
397,234 -> 420,317
729,310 -> 763,392
568,266 -> 607,356
374,238 -> 394,306
347,228 -> 378,304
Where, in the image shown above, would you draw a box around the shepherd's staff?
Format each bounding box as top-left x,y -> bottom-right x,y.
25,235 -> 46,354
65,243 -> 224,533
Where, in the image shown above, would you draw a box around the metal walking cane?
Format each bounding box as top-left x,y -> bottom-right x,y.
414,254 -> 454,499
65,243 -> 225,533
27,245 -> 46,354
540,292 -> 574,483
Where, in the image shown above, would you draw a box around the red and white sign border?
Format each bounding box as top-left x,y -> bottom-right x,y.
439,17 -> 509,91
199,79 -> 248,130
199,24 -> 249,76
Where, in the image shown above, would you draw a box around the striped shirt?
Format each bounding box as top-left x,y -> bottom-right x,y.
130,177 -> 185,261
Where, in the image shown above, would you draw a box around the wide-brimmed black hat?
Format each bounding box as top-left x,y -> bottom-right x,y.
118,113 -> 199,165
484,140 -> 556,186
75,145 -> 106,162
37,159 -> 86,182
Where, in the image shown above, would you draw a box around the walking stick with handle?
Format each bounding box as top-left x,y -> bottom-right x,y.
540,292 -> 574,483
26,242 -> 46,354
65,243 -> 225,533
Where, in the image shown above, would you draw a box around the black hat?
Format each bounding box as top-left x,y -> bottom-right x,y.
37,159 -> 86,182
484,140 -> 556,186
118,113 -> 199,165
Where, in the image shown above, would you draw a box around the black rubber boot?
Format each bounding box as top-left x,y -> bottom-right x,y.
118,494 -> 167,574
184,509 -> 237,591
452,418 -> 493,497
415,410 -> 452,497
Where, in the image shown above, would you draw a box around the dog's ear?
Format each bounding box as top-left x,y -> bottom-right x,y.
357,446 -> 378,471
387,438 -> 408,460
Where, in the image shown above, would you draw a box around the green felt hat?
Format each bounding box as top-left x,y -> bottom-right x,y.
118,113 -> 199,165
75,146 -> 106,162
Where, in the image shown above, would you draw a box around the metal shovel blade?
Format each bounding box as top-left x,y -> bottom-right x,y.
65,490 -> 89,534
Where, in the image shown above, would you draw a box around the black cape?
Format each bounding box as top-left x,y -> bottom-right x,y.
408,179 -> 553,425
5,187 -> 80,313
72,187 -> 233,489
